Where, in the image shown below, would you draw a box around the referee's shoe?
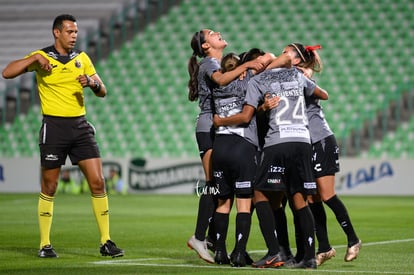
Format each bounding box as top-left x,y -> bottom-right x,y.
100,240 -> 124,258
38,244 -> 58,258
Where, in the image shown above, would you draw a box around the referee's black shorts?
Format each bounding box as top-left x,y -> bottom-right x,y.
212,135 -> 257,199
255,142 -> 317,196
39,115 -> 100,169
312,135 -> 340,178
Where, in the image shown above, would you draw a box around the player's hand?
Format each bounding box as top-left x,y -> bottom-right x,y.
213,114 -> 221,128
36,54 -> 53,72
76,74 -> 91,87
238,71 -> 247,80
263,93 -> 280,111
245,59 -> 265,73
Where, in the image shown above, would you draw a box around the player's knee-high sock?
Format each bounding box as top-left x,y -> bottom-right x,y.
324,195 -> 359,246
233,212 -> 251,253
287,199 -> 304,262
255,201 -> 280,255
195,181 -> 215,241
207,194 -> 218,242
309,201 -> 331,252
292,211 -> 304,261
91,193 -> 111,244
296,206 -> 316,261
214,212 -> 229,254
38,193 -> 54,248
273,206 -> 293,257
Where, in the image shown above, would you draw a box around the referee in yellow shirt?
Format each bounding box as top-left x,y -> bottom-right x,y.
2,14 -> 124,258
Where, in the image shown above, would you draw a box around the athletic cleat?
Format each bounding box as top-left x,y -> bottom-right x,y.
252,252 -> 284,268
100,240 -> 124,258
283,256 -> 297,267
187,235 -> 214,263
279,246 -> 294,262
38,244 -> 58,258
214,250 -> 230,264
289,258 -> 317,269
316,247 -> 336,266
345,240 -> 362,262
230,250 -> 253,266
230,251 -> 249,267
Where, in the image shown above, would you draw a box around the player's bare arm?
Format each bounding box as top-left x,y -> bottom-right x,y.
2,53 -> 51,79
314,86 -> 328,100
213,104 -> 256,127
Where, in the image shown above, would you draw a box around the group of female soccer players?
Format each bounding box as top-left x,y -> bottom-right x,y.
186,29 -> 361,269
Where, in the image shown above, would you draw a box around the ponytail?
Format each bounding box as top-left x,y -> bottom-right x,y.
187,54 -> 199,101
187,30 -> 206,102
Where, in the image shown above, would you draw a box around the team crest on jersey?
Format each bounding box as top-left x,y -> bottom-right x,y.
75,60 -> 81,68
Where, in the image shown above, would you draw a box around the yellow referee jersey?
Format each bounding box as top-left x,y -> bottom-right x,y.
27,46 -> 96,117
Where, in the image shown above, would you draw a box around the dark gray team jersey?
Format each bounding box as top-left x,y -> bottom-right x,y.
306,95 -> 333,144
212,70 -> 258,147
197,57 -> 220,114
245,67 -> 317,147
195,57 -> 220,133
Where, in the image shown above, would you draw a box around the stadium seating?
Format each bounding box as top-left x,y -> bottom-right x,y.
0,0 -> 413,159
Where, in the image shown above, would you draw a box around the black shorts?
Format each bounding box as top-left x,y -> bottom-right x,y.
312,135 -> 340,178
255,142 -> 316,196
212,135 -> 257,199
196,128 -> 215,159
39,115 -> 100,169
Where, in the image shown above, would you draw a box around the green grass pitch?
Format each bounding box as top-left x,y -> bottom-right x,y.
0,193 -> 413,274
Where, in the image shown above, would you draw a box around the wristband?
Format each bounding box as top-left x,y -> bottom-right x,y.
92,80 -> 101,93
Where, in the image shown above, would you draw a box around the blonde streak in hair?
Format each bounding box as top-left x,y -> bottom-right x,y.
313,50 -> 323,72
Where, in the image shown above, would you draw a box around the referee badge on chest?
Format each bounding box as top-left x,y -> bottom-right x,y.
75,60 -> 81,68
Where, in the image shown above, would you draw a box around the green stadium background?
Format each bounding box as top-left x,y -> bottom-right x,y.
0,0 -> 413,192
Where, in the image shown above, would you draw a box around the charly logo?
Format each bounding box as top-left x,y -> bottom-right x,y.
195,180 -> 220,197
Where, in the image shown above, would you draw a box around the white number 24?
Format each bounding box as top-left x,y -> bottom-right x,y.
275,96 -> 307,125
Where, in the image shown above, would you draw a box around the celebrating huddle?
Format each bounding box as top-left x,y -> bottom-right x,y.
186,29 -> 361,269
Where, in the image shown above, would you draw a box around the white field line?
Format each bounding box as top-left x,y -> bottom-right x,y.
91,238 -> 414,274
249,237 -> 414,253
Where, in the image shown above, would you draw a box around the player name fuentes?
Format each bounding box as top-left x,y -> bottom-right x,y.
128,161 -> 205,190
